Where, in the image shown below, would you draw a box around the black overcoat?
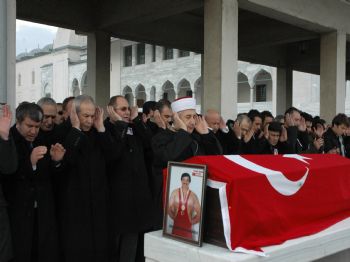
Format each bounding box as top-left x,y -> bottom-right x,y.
105,119 -> 154,234
57,126 -> 113,262
151,128 -> 223,227
3,126 -> 59,262
0,135 -> 17,262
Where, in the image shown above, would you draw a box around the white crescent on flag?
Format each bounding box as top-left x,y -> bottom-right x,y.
224,155 -> 311,196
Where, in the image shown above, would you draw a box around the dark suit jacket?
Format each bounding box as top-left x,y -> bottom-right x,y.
105,119 -> 154,235
0,136 -> 17,262
3,126 -> 59,262
151,128 -> 223,228
324,128 -> 345,155
57,124 -> 113,262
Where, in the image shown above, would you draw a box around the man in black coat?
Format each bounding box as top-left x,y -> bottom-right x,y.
345,117 -> 350,158
0,104 -> 17,262
142,100 -> 158,135
146,99 -> 173,230
304,118 -> 326,154
4,102 -> 65,262
106,95 -> 154,262
151,97 -> 223,230
324,113 -> 350,156
284,107 -> 309,153
257,121 -> 292,154
56,95 -> 113,262
36,97 -> 59,147
205,109 -> 239,155
231,114 -> 257,154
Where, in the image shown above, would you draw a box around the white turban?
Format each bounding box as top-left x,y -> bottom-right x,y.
171,97 -> 196,113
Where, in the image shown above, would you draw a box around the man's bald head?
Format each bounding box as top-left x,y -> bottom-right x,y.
205,109 -> 221,133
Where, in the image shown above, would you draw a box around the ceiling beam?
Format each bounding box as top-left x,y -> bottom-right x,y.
106,17 -> 203,53
98,0 -> 203,29
238,17 -> 319,49
17,0 -> 95,31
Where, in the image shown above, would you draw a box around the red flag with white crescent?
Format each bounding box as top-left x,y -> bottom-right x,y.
172,154 -> 350,254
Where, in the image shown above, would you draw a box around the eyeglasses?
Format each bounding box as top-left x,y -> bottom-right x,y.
58,111 -> 63,115
116,107 -> 130,112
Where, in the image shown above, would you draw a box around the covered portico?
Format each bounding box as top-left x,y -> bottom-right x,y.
1,0 -> 350,122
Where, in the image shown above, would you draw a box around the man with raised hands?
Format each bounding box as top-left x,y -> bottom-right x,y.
284,107 -> 310,153
257,121 -> 292,155
4,102 -> 65,262
151,97 -> 222,229
56,95 -> 114,262
105,95 -> 154,262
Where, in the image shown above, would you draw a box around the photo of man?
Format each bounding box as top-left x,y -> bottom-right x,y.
167,172 -> 201,241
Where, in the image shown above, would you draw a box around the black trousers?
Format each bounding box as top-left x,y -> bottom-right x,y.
113,233 -> 145,262
0,207 -> 12,262
30,208 -> 38,262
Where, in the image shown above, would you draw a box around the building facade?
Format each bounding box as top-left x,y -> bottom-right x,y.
15,28 -> 350,117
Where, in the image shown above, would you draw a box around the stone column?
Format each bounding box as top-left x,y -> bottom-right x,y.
320,31 -> 346,122
110,39 -> 121,96
203,0 -> 238,120
276,67 -> 293,115
200,54 -> 204,114
132,44 -> 136,67
0,0 -> 16,106
87,31 -> 111,107
249,86 -> 254,109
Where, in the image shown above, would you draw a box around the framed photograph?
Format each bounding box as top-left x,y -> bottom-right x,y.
163,161 -> 207,246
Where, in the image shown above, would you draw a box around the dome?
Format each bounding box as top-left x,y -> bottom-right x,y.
42,43 -> 53,52
16,52 -> 29,60
29,48 -> 41,55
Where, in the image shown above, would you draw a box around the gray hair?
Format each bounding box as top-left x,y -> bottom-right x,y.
37,97 -> 56,107
74,95 -> 95,113
236,114 -> 251,125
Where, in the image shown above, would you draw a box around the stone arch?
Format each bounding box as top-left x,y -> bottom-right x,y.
194,77 -> 201,105
162,80 -> 175,102
150,86 -> 156,101
44,83 -> 51,98
81,71 -> 88,95
237,72 -> 250,103
253,69 -> 272,102
177,78 -> 192,98
135,84 -> 146,107
123,86 -> 134,106
72,78 -> 80,96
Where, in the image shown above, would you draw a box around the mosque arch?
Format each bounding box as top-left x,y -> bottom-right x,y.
177,78 -> 192,98
81,71 -> 88,95
72,78 -> 80,96
237,72 -> 250,103
150,86 -> 156,101
253,69 -> 272,102
194,77 -> 201,105
123,85 -> 134,106
135,84 -> 146,107
43,83 -> 51,98
162,80 -> 175,102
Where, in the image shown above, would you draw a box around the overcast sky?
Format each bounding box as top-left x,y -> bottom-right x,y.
16,20 -> 58,55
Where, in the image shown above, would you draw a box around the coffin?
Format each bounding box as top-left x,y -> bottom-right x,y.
203,186 -> 226,247
165,154 -> 350,253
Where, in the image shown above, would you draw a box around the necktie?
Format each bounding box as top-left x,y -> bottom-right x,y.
339,136 -> 345,157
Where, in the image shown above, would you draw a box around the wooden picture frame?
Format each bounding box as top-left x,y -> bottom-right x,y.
163,161 -> 207,246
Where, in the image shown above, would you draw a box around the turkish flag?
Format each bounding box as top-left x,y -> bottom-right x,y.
165,154 -> 350,254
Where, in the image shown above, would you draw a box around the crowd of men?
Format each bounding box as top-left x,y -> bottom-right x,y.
0,95 -> 350,262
